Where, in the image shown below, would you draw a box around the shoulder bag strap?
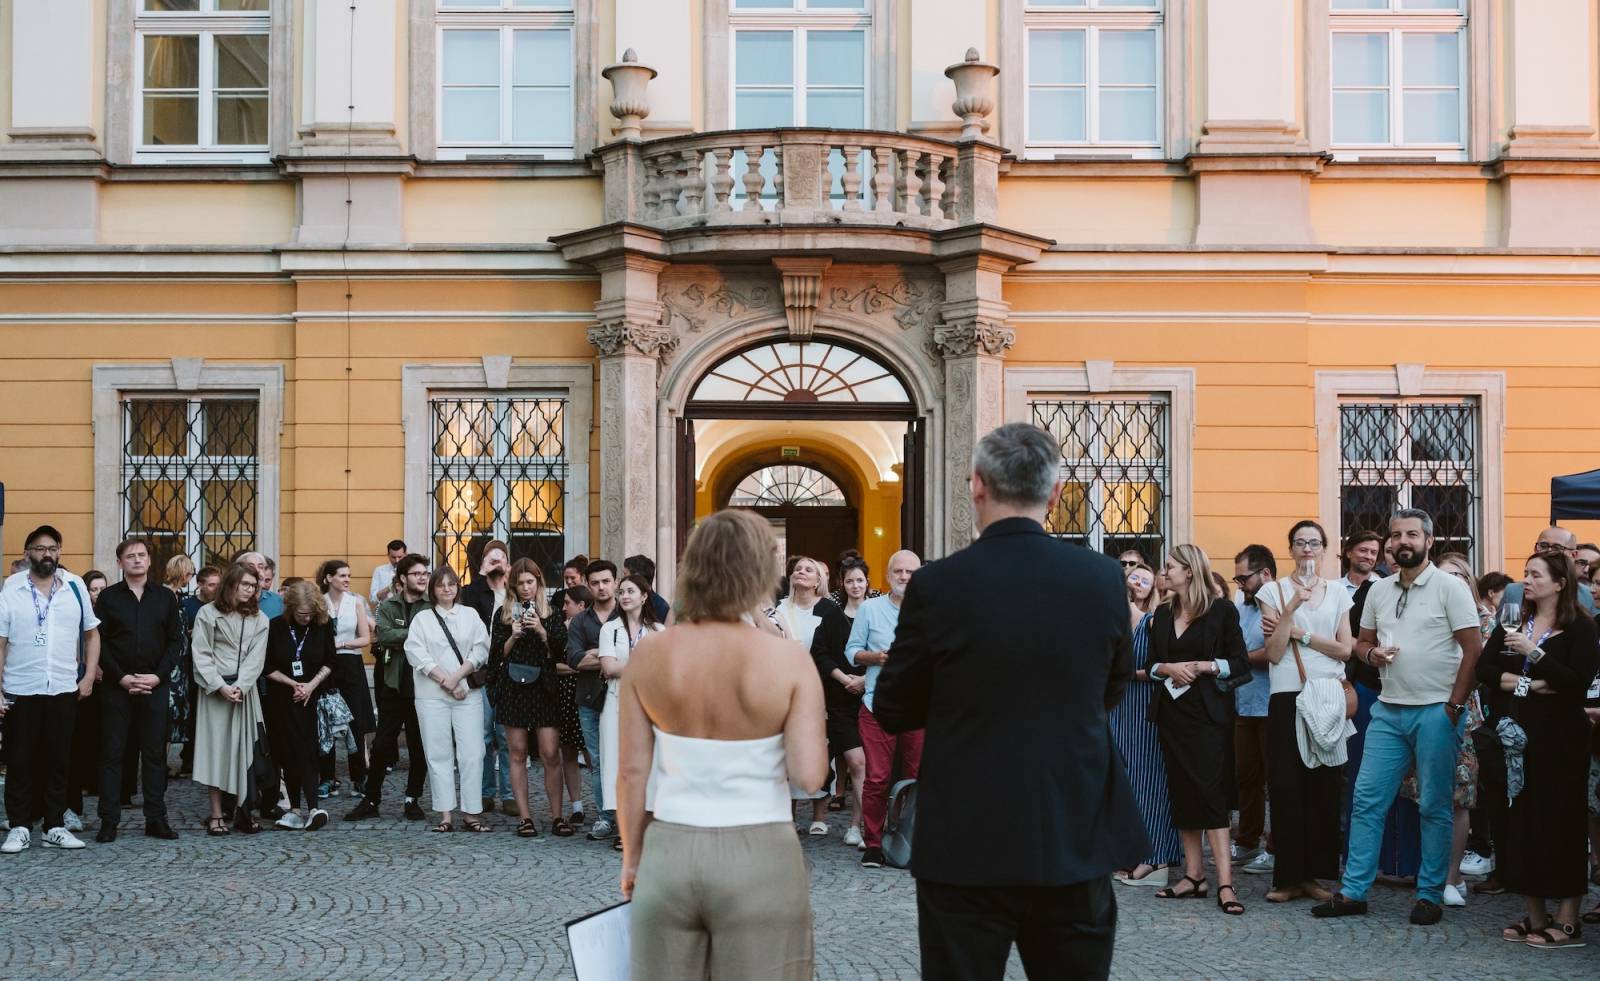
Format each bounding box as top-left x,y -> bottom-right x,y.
431,609 -> 466,671
1273,581 -> 1309,687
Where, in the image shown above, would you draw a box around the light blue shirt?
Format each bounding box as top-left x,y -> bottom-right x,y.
1233,597 -> 1270,718
844,594 -> 901,714
258,589 -> 284,620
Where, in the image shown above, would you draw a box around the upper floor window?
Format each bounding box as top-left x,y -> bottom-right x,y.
731,0 -> 870,128
1330,0 -> 1467,159
437,0 -> 574,158
1023,0 -> 1163,159
136,0 -> 270,163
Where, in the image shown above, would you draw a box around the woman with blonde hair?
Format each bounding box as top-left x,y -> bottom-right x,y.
489,558 -> 564,838
191,563 -> 271,836
1148,544 -> 1251,914
163,553 -> 198,763
1110,560 -> 1181,885
619,509 -> 828,980
263,581 -> 336,831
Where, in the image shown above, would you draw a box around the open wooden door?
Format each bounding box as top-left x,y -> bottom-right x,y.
900,418 -> 925,557
675,417 -> 696,558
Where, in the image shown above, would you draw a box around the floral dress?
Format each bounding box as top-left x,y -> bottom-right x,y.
547,612 -> 584,751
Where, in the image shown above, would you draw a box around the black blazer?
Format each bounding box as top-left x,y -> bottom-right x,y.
873,517 -> 1148,887
1145,599 -> 1250,726
807,598 -> 863,705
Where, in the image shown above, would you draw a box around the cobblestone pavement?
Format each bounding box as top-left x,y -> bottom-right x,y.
1,761 -> 1596,978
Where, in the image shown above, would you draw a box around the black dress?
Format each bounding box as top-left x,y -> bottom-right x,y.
546,613 -> 584,751
1476,616 -> 1599,899
488,609 -> 561,731
1148,600 -> 1249,831
263,617 -> 334,809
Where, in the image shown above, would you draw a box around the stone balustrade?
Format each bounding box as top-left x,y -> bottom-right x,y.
596,128 -> 1002,231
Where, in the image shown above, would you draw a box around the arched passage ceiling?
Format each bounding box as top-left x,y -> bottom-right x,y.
694,418 -> 908,489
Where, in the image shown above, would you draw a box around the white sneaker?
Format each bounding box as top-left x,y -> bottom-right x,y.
42,826 -> 85,850
1441,882 -> 1467,907
1242,850 -> 1275,874
843,825 -> 864,848
1,826 -> 29,854
808,821 -> 829,837
1459,851 -> 1493,877
63,809 -> 84,833
306,809 -> 329,831
275,812 -> 305,831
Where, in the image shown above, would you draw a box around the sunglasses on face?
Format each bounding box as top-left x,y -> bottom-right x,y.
1120,559 -> 1140,567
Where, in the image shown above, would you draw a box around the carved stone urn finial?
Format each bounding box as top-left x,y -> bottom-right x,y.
603,48 -> 658,141
945,48 -> 998,141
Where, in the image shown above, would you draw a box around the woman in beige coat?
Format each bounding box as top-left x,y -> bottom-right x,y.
191,563 -> 271,835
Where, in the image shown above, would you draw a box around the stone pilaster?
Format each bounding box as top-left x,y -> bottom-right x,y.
934,319 -> 1013,552
590,321 -> 675,564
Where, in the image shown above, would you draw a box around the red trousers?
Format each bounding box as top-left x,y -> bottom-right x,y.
858,705 -> 924,848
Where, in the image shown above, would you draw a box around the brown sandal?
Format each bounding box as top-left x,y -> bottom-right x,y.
461,818 -> 492,833
206,817 -> 230,837
431,820 -> 453,833
552,819 -> 574,837
1525,923 -> 1584,949
1502,917 -> 1538,942
1155,875 -> 1208,899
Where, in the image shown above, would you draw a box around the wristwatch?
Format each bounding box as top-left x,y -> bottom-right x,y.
1447,701 -> 1466,717
1299,629 -> 1312,647
1528,647 -> 1546,664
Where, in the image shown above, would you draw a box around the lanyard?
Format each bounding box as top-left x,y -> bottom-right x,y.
28,576 -> 60,627
1520,623 -> 1552,674
288,624 -> 310,661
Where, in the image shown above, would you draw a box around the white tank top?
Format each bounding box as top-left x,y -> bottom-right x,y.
649,728 -> 791,827
326,591 -> 361,655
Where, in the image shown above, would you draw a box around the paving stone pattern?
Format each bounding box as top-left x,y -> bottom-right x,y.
1,759 -> 1596,978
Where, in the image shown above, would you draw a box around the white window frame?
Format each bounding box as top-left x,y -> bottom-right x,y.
1315,366 -> 1504,577
435,1 -> 577,159
1329,0 -> 1468,160
1003,362 -> 1194,552
728,0 -> 872,129
1021,0 -> 1164,160
93,360 -> 284,574
133,1 -> 272,164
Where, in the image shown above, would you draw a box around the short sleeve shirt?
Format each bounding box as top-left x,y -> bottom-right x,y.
0,570 -> 101,696
1258,577 -> 1355,695
1359,564 -> 1479,705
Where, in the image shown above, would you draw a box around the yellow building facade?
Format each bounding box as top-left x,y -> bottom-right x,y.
3,0 -> 1600,594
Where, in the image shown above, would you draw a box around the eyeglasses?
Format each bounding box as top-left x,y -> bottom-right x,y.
25,545 -> 61,555
1231,569 -> 1264,586
1534,541 -> 1574,554
1290,539 -> 1325,551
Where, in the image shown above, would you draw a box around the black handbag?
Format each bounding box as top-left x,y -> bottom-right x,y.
507,661 -> 541,685
581,676 -> 607,712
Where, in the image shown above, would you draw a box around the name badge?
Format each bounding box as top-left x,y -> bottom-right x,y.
291,660 -> 304,678
33,628 -> 48,647
1587,674 -> 1600,700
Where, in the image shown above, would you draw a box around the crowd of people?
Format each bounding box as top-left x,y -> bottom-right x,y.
4,422 -> 1600,974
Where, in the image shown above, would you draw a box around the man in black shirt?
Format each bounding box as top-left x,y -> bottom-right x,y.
94,539 -> 182,842
346,554 -> 433,822
566,559 -> 619,840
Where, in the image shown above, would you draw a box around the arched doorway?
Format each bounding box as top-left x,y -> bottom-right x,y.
675,336 -> 924,577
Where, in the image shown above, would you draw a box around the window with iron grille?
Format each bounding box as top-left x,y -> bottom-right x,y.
1030,396 -> 1169,563
1339,399 -> 1478,562
431,395 -> 568,582
121,396 -> 259,572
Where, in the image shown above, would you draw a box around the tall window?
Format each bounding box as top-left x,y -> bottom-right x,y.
121,397 -> 259,571
437,0 -> 575,158
1339,399 -> 1479,561
730,0 -> 869,128
1330,0 -> 1467,158
1031,396 -> 1169,561
1023,0 -> 1162,158
135,0 -> 270,162
431,395 -> 568,581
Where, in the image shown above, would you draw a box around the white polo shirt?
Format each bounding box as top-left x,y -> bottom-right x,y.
0,569 -> 100,696
1359,564 -> 1479,706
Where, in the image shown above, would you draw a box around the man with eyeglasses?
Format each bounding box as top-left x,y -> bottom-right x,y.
1573,542 -> 1599,587
1231,545 -> 1277,874
1315,508 -> 1483,927
0,525 -> 100,854
1498,526 -> 1596,616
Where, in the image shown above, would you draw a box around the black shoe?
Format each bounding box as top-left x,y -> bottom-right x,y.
1311,893 -> 1368,918
261,805 -> 286,822
344,799 -> 380,822
861,846 -> 885,869
144,821 -> 179,841
95,826 -> 117,844
1409,899 -> 1443,926
403,799 -> 427,822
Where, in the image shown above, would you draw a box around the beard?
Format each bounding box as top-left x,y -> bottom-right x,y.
28,555 -> 57,578
1393,545 -> 1426,569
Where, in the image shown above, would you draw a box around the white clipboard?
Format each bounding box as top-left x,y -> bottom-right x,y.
565,900 -> 631,980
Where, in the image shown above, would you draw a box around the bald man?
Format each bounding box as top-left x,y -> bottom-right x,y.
1499,525 -> 1596,615
844,549 -> 924,869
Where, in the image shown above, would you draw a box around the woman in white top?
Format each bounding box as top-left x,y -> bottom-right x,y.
598,572 -> 664,846
316,560 -> 374,798
403,567 -> 491,833
777,556 -> 836,836
1257,519 -> 1354,904
618,510 -> 828,981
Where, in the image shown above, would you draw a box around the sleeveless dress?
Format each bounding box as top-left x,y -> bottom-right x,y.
631,729 -> 813,981
1108,612 -> 1182,865
325,591 -> 375,735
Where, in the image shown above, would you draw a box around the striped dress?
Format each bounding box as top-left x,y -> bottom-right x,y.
1109,612 -> 1183,865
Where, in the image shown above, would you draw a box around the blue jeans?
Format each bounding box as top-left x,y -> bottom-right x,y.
481,696 -> 512,801
577,705 -> 611,822
1340,700 -> 1464,905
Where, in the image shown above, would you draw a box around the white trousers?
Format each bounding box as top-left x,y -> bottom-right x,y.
414,694 -> 486,815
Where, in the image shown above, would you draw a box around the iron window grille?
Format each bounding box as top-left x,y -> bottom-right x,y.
728,465 -> 847,508
121,396 -> 259,572
431,395 -> 568,582
1030,396 -> 1169,563
1339,399 -> 1478,562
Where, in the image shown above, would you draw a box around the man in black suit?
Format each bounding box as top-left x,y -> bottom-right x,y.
874,422 -> 1148,980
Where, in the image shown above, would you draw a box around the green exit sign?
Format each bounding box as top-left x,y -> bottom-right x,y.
781,446 -> 800,458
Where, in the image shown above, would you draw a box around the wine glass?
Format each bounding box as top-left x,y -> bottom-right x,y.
1498,601 -> 1522,632
1294,558 -> 1318,586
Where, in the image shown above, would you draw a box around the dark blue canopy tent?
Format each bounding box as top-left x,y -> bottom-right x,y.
1550,469 -> 1600,521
